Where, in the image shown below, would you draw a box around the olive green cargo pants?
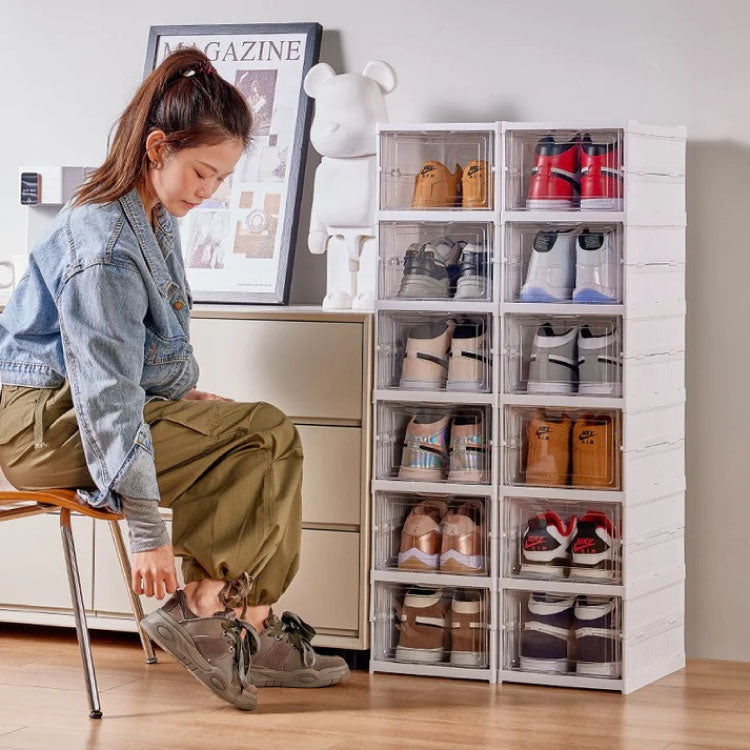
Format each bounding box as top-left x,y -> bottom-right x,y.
0,381 -> 303,606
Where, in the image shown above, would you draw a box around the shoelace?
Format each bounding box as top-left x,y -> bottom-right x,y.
221,614 -> 261,690
267,611 -> 318,668
218,571 -> 254,620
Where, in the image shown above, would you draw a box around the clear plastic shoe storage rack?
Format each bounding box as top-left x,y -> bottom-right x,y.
369,121 -> 686,693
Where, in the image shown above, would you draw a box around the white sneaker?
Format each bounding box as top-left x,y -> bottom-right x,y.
520,229 -> 576,302
572,229 -> 619,303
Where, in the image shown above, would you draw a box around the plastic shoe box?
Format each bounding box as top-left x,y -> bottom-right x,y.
501,588 -> 624,679
503,222 -> 686,311
373,491 -> 490,576
501,494 -> 685,590
375,401 -> 493,486
376,311 -> 494,394
500,576 -> 685,691
503,405 -> 623,491
377,221 -> 495,302
502,497 -> 623,584
502,122 -> 686,216
503,222 -> 624,305
379,127 -> 496,212
503,313 -> 623,398
371,582 -> 491,672
502,309 -> 685,410
504,127 -> 625,212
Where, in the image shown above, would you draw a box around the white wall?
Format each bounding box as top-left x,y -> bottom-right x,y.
0,0 -> 745,660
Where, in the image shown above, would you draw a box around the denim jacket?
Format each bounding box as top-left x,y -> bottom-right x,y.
0,187 -> 199,512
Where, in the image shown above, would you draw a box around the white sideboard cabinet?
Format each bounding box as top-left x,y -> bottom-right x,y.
0,305 -> 374,651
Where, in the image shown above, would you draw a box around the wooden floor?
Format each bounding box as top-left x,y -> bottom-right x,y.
0,625 -> 748,749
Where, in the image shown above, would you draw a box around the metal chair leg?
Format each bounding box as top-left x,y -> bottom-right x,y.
109,520 -> 157,664
60,508 -> 102,719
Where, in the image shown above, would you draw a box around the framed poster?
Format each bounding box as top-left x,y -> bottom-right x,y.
144,23 -> 322,304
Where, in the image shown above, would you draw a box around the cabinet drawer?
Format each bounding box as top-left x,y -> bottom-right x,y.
190,318 -> 364,421
0,512 -> 94,610
277,529 -> 360,634
298,425 -> 361,526
93,519 -> 185,616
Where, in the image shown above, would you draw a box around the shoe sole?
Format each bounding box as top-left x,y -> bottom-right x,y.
141,609 -> 258,711
249,663 -> 350,688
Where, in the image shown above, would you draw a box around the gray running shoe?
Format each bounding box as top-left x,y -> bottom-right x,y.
578,324 -> 622,395
249,610 -> 350,688
527,323 -> 578,394
398,238 -> 462,299
141,589 -> 260,710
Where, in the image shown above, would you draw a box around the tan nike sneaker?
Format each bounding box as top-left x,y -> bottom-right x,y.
141,590 -> 260,710
526,411 -> 572,486
412,161 -> 462,208
249,610 -> 350,688
462,159 -> 492,209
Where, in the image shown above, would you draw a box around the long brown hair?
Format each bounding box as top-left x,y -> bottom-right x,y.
73,49 -> 252,206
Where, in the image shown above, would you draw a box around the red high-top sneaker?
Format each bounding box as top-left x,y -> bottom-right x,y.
580,133 -> 624,209
526,135 -> 581,209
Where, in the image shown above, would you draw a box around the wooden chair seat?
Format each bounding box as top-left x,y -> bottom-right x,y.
0,489 -> 123,522
0,488 -> 156,718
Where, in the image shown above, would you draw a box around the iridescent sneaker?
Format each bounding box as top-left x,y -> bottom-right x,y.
249,610 -> 350,687
447,413 -> 489,483
398,412 -> 451,481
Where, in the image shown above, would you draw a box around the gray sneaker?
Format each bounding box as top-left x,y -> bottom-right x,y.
578,324 -> 622,395
141,590 -> 260,710
249,610 -> 351,688
527,323 -> 578,394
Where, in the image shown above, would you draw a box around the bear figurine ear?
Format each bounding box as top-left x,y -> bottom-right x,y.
362,60 -> 397,94
304,63 -> 336,98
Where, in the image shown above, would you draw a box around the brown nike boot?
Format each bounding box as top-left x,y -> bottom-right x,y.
412,161 -> 462,208
525,411 -> 572,486
141,589 -> 260,710
462,159 -> 493,209
572,414 -> 619,488
249,610 -> 350,687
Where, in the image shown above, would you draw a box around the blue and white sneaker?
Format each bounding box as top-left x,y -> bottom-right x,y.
520,229 -> 576,302
572,229 -> 619,303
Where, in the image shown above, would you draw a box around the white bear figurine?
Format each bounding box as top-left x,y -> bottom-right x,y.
303,60 -> 397,309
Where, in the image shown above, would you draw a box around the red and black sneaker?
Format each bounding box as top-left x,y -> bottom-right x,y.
580,133 -> 624,209
520,510 -> 576,578
570,510 -> 621,580
526,135 -> 581,209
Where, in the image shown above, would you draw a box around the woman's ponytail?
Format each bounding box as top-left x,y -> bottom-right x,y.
73,48 -> 252,206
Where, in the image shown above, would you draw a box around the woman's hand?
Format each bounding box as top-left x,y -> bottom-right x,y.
181,388 -> 234,402
132,544 -> 179,600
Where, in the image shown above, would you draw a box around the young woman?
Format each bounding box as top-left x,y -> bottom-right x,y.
0,48 -> 348,711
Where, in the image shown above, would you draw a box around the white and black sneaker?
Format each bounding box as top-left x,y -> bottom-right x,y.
520,593 -> 575,673
570,511 -> 621,581
527,323 -> 578,394
520,229 -> 576,302
573,228 -> 620,303
577,324 -> 622,396
520,510 -> 576,578
574,597 -> 622,677
454,243 -> 488,299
